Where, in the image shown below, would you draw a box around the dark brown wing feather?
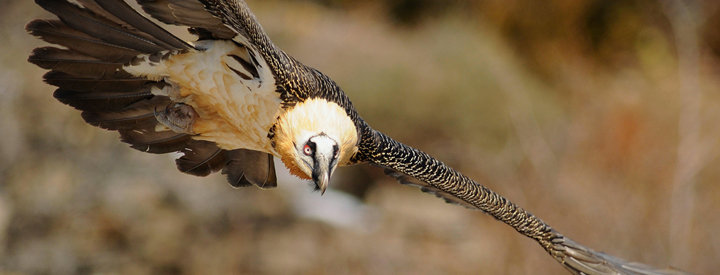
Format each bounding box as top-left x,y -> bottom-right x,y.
75,0 -> 134,27
138,0 -> 236,39
29,0 -> 278,188
383,168 -> 476,210
384,165 -> 688,275
81,96 -> 170,130
43,71 -> 158,92
29,0 -> 189,167
92,0 -> 192,49
29,47 -> 130,79
35,0 -> 168,53
27,20 -> 139,63
53,88 -> 153,112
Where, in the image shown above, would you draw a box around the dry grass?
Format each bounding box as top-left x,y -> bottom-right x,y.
1,0 -> 719,274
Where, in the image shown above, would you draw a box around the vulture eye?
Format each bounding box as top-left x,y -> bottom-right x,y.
303,144 -> 313,156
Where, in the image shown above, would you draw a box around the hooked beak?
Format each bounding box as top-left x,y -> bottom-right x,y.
312,153 -> 333,195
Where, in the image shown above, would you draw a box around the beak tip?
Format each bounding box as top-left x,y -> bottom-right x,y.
317,175 -> 329,195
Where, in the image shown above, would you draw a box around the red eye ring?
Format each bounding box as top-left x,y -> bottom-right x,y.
303,144 -> 313,156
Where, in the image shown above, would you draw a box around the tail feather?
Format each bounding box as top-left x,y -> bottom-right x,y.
176,140 -> 227,176
120,126 -> 191,154
223,149 -> 277,189
175,140 -> 279,189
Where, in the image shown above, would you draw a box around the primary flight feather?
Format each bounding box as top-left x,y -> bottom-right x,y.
27,0 -> 688,274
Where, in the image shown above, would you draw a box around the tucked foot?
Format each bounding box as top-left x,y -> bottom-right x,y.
154,103 -> 198,134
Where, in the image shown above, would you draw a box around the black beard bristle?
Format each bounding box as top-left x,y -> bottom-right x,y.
306,181 -> 321,192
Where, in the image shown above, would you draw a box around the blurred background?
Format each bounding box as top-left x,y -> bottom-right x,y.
1,0 -> 719,274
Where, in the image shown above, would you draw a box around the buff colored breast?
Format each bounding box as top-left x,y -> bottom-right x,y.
124,40 -> 282,154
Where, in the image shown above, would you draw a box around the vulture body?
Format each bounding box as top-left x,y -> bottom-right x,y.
27,0 -> 687,274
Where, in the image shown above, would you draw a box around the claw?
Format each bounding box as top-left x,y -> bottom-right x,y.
154,103 -> 198,134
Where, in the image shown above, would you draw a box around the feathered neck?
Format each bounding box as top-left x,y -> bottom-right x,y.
273,98 -> 359,179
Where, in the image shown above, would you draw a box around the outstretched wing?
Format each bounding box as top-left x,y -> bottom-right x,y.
362,128 -> 687,275
28,0 -> 278,188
